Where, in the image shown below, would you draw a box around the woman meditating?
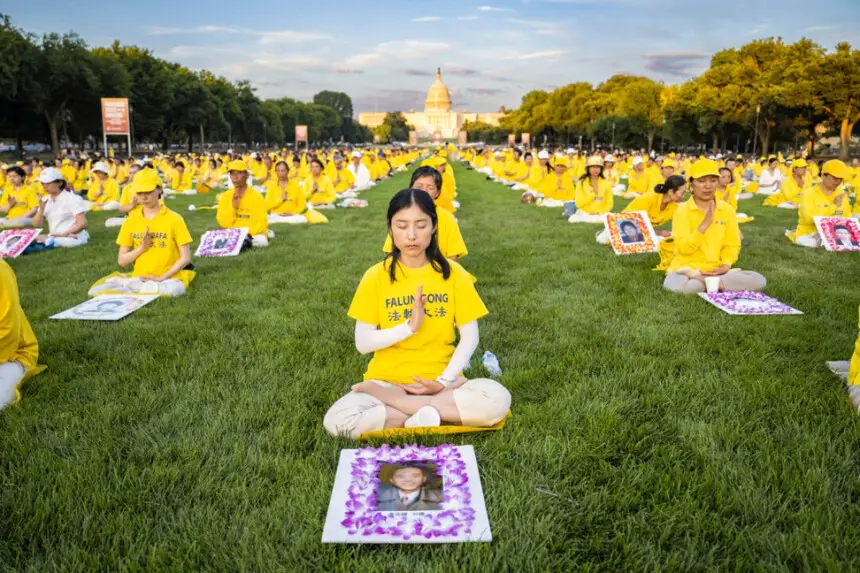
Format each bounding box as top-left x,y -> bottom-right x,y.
1,166 -> 39,228
787,159 -> 853,248
88,169 -> 194,297
383,166 -> 467,260
569,155 -> 613,223
536,156 -> 575,203
266,161 -> 309,224
663,159 -> 767,294
324,189 -> 511,439
304,158 -> 336,208
31,167 -> 89,248
763,159 -> 808,209
0,259 -> 40,409
86,162 -> 121,211
217,160 -> 270,247
596,174 -> 686,244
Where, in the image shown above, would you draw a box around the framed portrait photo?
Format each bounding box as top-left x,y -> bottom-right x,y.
195,228 -> 249,257
814,216 -> 860,252
50,294 -> 160,321
604,211 -> 659,255
0,228 -> 41,258
699,291 -> 803,316
322,444 -> 491,544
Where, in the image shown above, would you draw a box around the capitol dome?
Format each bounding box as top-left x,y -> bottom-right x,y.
424,68 -> 452,113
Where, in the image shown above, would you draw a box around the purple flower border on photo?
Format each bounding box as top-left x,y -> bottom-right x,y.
703,290 -> 799,315
200,229 -> 242,255
341,444 -> 474,540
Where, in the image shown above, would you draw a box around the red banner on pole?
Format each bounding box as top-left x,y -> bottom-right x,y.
507,133 -> 515,146
295,125 -> 308,142
101,98 -> 129,135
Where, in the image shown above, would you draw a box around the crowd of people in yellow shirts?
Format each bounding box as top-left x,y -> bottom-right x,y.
1,141 -> 858,429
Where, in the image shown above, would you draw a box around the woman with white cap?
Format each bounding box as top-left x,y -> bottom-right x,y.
625,157 -> 651,198
0,166 -> 39,228
663,159 -> 767,294
603,154 -> 622,194
525,151 -> 550,193
787,159 -> 854,248
762,159 -> 809,209
31,168 -> 89,248
86,161 -> 121,211
348,151 -> 374,192
568,156 -> 614,223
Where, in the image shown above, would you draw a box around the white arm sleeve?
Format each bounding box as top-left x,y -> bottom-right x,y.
439,320 -> 479,384
354,320 -> 414,355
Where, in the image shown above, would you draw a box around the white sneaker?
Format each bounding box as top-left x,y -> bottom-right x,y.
848,386 -> 860,413
404,406 -> 441,429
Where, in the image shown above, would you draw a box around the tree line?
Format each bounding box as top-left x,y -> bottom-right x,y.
473,38 -> 858,159
0,15 -> 373,155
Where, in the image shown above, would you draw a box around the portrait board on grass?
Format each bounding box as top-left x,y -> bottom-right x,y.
0,228 -> 41,258
195,228 -> 248,257
50,294 -> 160,321
699,291 -> 803,316
814,216 -> 860,252
604,211 -> 658,255
322,444 -> 491,544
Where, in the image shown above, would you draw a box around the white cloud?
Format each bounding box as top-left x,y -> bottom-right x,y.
502,50 -> 567,60
411,16 -> 444,22
147,25 -> 334,45
345,40 -> 451,67
458,15 -> 479,20
478,5 -> 516,12
258,31 -> 335,44
505,18 -> 565,36
147,25 -> 242,35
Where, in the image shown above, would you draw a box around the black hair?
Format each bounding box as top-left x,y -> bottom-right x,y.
524,152 -> 533,160
619,220 -> 639,233
833,224 -> 850,233
310,158 -> 324,170
275,160 -> 289,170
5,166 -> 26,178
654,174 -> 686,194
409,166 -> 442,192
385,188 -> 451,283
718,166 -> 734,183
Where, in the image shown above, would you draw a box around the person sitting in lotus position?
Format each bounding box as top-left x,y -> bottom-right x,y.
216,160 -> 270,247
663,159 -> 767,294
323,189 -> 511,439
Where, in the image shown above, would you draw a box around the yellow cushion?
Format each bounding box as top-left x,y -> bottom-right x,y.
357,411 -> 510,440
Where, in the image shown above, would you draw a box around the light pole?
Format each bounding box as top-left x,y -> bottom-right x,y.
611,122 -> 616,149
752,103 -> 761,157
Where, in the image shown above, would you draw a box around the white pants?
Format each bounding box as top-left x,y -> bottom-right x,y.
611,184 -> 626,196
44,230 -> 89,248
0,217 -> 34,228
268,214 -> 307,225
181,190 -> 197,196
88,200 -> 120,211
88,276 -> 186,297
568,211 -> 606,223
736,192 -> 753,200
511,183 -> 530,191
252,234 -> 269,248
663,271 -> 767,294
105,217 -> 126,227
323,378 -> 511,439
0,361 -> 25,409
794,233 -> 821,248
308,203 -> 336,210
777,202 -> 799,209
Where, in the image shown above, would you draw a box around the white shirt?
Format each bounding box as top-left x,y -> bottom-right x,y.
43,191 -> 87,235
758,168 -> 783,193
399,490 -> 420,507
347,162 -> 372,189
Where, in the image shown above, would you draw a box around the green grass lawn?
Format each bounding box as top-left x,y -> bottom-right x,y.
2,163 -> 860,571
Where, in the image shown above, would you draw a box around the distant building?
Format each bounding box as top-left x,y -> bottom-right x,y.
358,68 -> 503,140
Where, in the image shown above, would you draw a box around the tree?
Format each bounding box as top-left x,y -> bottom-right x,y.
381,112 -> 413,142
817,42 -> 860,160
312,90 -> 353,120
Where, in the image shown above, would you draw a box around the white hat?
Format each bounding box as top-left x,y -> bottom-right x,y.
604,154 -> 615,163
351,151 -> 362,158
91,161 -> 110,175
38,167 -> 64,183
537,150 -> 550,160
494,151 -> 502,157
565,147 -> 575,154
632,156 -> 644,167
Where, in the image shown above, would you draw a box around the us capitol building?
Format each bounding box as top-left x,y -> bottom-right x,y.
358,68 -> 503,140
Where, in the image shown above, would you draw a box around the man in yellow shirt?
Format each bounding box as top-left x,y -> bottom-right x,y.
328,153 -> 357,197
663,159 -> 767,294
86,162 -> 121,210
217,160 -> 270,248
167,160 -> 194,195
0,259 -> 40,409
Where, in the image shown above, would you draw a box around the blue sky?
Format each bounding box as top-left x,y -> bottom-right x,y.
6,0 -> 860,116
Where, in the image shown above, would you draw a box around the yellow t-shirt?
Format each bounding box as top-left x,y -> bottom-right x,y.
266,179 -> 306,215
329,166 -> 356,192
715,186 -> 738,212
849,306 -> 860,387
304,174 -> 336,205
437,169 -> 457,213
0,259 -> 39,370
87,179 -> 120,205
348,259 -> 487,385
538,172 -> 575,201
3,185 -> 39,219
625,191 -> 678,227
527,163 -> 547,189
382,207 -> 468,260
575,178 -> 614,214
170,171 -> 193,191
116,206 -> 193,283
626,170 -> 651,196
793,184 -> 854,238
668,198 -> 740,273
216,187 -> 268,236
119,185 -> 136,208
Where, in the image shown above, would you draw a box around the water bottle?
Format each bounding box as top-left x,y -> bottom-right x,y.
482,351 -> 502,377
